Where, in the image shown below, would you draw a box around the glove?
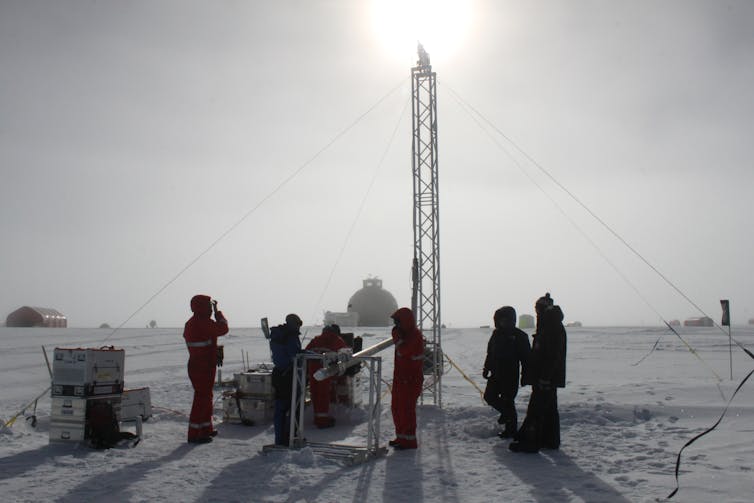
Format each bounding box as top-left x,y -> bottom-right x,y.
482,369 -> 490,380
216,345 -> 224,367
345,362 -> 361,377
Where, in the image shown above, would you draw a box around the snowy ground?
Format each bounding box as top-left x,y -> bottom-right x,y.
1,325 -> 753,502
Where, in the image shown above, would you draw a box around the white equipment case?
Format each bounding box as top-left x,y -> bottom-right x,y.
52,347 -> 125,397
234,370 -> 273,399
121,387 -> 152,421
49,394 -> 121,443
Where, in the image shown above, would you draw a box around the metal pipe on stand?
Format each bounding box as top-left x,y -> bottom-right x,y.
313,337 -> 394,381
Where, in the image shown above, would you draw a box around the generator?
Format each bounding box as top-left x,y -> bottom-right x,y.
234,370 -> 273,399
222,369 -> 275,425
222,392 -> 274,425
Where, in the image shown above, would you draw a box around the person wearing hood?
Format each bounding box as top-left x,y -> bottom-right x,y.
482,306 -> 531,438
510,296 -> 567,453
389,307 -> 425,450
183,294 -> 229,444
269,313 -> 303,446
305,324 -> 348,429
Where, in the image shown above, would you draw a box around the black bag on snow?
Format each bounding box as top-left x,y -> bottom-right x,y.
86,401 -> 136,449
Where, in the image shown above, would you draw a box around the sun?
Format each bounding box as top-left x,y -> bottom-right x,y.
369,0 -> 474,64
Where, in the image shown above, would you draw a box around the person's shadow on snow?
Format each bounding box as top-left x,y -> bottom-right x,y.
54,443 -> 195,503
495,445 -> 632,503
383,446 -> 425,503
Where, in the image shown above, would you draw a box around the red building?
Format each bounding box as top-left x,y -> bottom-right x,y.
6,306 -> 67,328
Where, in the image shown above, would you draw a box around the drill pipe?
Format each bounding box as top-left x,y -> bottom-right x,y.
313,336 -> 395,381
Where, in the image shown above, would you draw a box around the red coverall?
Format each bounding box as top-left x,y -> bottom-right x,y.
390,307 -> 425,449
183,294 -> 228,442
305,326 -> 348,428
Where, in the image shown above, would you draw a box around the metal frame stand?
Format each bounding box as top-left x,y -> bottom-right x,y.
411,43 -> 442,407
262,353 -> 387,465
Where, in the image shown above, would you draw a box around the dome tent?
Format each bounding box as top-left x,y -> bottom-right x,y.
347,278 -> 398,327
6,306 -> 67,328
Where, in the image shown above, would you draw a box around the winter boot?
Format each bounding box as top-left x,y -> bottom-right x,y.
498,423 -> 517,439
315,416 -> 336,429
508,441 -> 539,453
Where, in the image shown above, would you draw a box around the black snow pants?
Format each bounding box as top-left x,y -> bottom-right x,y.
483,378 -> 519,430
516,386 -> 560,450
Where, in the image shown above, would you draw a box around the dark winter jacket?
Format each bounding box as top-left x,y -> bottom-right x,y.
183,294 -> 228,367
524,305 -> 567,388
270,323 -> 302,372
483,326 -> 531,387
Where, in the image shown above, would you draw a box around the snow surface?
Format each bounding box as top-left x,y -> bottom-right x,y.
1,325 -> 753,502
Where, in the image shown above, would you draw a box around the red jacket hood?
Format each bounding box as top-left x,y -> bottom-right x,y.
392,307 -> 417,334
190,294 -> 212,318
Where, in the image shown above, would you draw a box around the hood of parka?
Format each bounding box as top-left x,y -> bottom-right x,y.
391,307 -> 416,335
190,294 -> 212,318
542,305 -> 564,326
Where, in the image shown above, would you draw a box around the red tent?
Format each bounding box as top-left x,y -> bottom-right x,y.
6,306 -> 67,328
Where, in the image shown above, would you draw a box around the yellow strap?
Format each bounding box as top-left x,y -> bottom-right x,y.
444,353 -> 485,404
3,385 -> 51,428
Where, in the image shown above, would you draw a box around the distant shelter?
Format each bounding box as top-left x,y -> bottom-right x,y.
684,316 -> 713,327
6,306 -> 67,328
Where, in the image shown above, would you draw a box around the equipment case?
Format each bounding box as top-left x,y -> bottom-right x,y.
234,371 -> 273,398
121,387 -> 152,421
52,347 -> 125,397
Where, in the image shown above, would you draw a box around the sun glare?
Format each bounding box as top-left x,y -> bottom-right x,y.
369,0 -> 474,64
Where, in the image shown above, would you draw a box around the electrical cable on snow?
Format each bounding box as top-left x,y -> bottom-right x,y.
443,84 -> 750,495
102,78 -> 408,342
665,365 -> 754,500
301,96 -> 411,345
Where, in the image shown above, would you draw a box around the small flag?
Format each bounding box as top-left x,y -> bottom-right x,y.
720,299 -> 730,327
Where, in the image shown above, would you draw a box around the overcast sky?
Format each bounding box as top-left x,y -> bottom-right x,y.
2,0 -> 753,329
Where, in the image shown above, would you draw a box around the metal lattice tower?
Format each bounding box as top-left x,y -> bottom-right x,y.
410,44 -> 442,407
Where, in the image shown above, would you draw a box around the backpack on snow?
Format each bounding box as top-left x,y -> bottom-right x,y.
86,401 -> 136,449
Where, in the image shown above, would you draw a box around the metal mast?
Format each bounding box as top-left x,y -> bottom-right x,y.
411,43 -> 442,407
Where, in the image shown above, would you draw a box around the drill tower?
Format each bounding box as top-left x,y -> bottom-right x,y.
411,44 -> 442,406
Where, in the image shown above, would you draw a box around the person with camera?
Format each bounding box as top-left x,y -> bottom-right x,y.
183,294 -> 228,444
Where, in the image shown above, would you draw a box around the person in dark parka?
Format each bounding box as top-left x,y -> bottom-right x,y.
270,313 -> 303,446
510,296 -> 567,453
482,306 -> 531,437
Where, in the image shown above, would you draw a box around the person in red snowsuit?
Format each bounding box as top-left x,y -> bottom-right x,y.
389,307 -> 425,450
183,294 -> 228,444
305,325 -> 348,428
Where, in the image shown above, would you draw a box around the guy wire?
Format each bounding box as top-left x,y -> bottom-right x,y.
302,97 -> 411,344
444,83 -> 724,384
103,78 -> 408,342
